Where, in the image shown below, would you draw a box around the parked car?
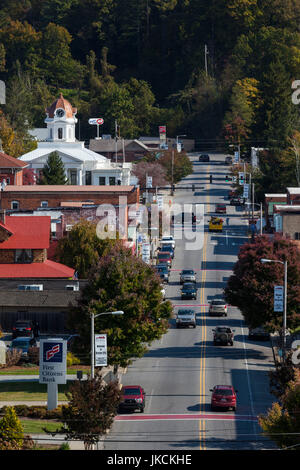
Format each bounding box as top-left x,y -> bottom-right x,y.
159,244 -> 174,258
213,327 -> 234,346
118,385 -> 146,413
209,299 -> 228,316
157,252 -> 172,268
230,197 -> 243,206
248,327 -> 270,340
160,236 -> 175,249
181,282 -> 197,300
176,309 -> 196,328
215,204 -> 227,214
12,320 -> 34,339
9,336 -> 37,358
210,385 -> 237,411
180,269 -> 196,284
199,154 -> 210,162
225,156 -> 233,165
155,264 -> 170,283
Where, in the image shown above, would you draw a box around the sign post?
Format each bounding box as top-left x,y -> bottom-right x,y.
88,118 -> 104,138
39,338 -> 67,410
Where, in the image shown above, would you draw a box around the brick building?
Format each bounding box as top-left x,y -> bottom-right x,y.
0,148 -> 28,186
0,212 -> 74,279
0,184 -> 139,212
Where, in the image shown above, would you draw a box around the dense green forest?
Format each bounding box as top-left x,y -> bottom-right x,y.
1,0 -> 300,156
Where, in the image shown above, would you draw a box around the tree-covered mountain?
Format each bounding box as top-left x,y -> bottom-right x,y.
0,0 -> 300,154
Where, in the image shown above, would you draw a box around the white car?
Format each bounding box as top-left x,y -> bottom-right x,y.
160,236 -> 175,249
161,287 -> 166,300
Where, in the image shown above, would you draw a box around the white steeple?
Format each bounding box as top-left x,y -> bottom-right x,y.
44,93 -> 78,143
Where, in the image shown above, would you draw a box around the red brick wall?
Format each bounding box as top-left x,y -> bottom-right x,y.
0,187 -> 139,211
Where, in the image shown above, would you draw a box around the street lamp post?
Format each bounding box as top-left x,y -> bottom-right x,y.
260,258 -> 287,361
91,310 -> 124,379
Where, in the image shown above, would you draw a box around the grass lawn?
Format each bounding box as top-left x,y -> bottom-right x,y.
0,381 -> 72,401
20,418 -> 64,434
0,365 -> 90,375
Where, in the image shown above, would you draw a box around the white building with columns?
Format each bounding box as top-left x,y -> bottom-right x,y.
19,94 -> 132,186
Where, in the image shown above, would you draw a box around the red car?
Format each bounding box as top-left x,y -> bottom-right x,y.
118,385 -> 146,413
210,385 -> 237,411
215,204 -> 226,214
157,252 -> 172,267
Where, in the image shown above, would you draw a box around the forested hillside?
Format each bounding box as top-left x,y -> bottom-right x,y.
0,0 -> 300,156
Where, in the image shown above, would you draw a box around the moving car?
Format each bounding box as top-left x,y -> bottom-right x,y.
213,327 -> 234,346
209,216 -> 223,232
9,336 -> 37,358
159,244 -> 174,258
210,385 -> 237,411
12,320 -> 34,339
248,326 -> 270,340
118,385 -> 146,413
155,264 -> 170,283
180,269 -> 196,284
157,252 -> 172,268
181,282 -> 197,300
160,236 -> 175,249
199,154 -> 210,162
176,309 -> 196,328
215,204 -> 226,214
209,299 -> 227,316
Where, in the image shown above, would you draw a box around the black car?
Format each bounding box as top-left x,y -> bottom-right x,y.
230,197 -> 243,206
155,264 -> 170,283
181,282 -> 197,300
12,320 -> 34,339
199,154 -> 210,162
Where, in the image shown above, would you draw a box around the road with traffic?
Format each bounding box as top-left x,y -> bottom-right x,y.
103,152 -> 276,451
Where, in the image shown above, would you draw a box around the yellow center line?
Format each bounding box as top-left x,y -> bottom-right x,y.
199,166 -> 210,450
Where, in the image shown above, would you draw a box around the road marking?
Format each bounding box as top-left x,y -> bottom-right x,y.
115,413 -> 258,422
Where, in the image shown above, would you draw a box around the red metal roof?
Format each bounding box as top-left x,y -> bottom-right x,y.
0,216 -> 50,249
0,260 -> 74,278
0,152 -> 28,169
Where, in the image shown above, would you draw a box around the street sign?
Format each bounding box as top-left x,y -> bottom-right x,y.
157,195 -> 164,211
88,118 -> 104,125
159,126 -> 166,134
232,176 -> 237,183
142,243 -> 151,263
146,176 -> 153,188
243,183 -> 249,198
95,334 -> 107,366
234,151 -> 239,163
274,285 -> 284,312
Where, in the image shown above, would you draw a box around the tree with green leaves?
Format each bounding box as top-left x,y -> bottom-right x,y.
68,244 -> 173,368
39,151 -> 68,185
49,371 -> 121,451
55,220 -> 122,278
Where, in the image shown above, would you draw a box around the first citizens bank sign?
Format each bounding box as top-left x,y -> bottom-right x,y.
39,338 -> 67,385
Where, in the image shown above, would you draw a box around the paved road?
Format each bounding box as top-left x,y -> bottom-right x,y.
103,153 -> 276,451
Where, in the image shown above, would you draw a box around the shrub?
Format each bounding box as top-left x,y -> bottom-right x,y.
5,349 -> 22,367
67,352 -> 81,367
28,346 -> 39,365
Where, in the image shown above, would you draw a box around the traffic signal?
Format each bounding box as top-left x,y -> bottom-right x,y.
225,175 -> 230,182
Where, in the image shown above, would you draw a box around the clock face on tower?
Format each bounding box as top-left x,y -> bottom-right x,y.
55,108 -> 65,118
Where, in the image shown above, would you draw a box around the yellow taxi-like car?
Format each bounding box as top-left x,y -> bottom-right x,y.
209,216 -> 223,232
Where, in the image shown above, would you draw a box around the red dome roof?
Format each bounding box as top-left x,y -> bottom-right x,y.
46,93 -> 77,118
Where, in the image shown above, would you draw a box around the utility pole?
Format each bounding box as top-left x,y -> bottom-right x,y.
171,150 -> 174,195
204,44 -> 209,76
252,182 -> 255,220
115,120 -> 118,163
